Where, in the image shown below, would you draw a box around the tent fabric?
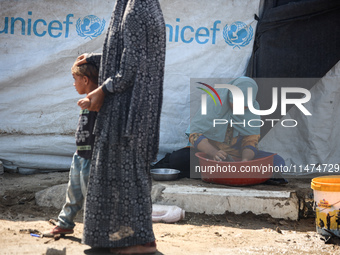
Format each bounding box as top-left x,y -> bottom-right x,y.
245,0 -> 340,136
0,0 -> 260,170
247,0 -> 340,78
259,60 -> 340,174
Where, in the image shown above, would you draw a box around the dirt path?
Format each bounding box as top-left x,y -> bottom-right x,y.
0,172 -> 339,255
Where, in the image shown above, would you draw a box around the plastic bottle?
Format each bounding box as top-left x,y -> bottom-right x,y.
152,204 -> 185,223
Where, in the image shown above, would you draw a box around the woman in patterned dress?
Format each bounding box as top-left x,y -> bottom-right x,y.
76,0 -> 166,253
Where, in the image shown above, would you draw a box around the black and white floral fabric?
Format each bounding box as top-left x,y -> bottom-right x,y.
82,0 -> 166,248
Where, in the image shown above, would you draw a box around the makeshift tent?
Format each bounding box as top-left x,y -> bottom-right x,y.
0,0 -> 339,176
259,62 -> 340,174
246,0 -> 340,175
247,0 -> 340,136
0,0 -> 260,172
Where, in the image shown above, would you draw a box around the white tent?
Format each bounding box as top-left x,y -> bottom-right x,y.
0,0 -> 260,172
260,61 -> 340,174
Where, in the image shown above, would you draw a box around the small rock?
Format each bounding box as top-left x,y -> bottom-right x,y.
54,234 -> 61,241
45,247 -> 66,255
151,184 -> 165,203
215,232 -> 222,237
276,227 -> 283,234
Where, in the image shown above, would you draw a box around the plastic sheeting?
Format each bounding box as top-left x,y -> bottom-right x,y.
247,0 -> 340,78
259,61 -> 340,174
0,0 -> 260,170
246,0 -> 340,137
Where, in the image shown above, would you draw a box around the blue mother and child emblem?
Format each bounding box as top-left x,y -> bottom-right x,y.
76,15 -> 106,39
75,16 -> 253,47
223,21 -> 253,49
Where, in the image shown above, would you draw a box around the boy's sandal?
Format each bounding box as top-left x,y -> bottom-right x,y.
53,226 -> 74,235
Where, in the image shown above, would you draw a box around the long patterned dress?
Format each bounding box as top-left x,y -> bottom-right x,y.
82,0 -> 166,248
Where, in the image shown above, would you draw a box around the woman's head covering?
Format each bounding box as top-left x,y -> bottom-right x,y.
189,77 -> 261,142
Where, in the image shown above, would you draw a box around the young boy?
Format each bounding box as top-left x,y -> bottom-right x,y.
49,60 -> 98,235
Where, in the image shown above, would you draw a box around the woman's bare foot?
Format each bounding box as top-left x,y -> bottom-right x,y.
110,241 -> 157,254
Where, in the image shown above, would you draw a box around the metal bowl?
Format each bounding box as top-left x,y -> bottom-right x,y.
150,168 -> 181,181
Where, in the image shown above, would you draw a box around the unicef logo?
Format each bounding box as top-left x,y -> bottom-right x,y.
223,21 -> 253,49
76,15 -> 105,40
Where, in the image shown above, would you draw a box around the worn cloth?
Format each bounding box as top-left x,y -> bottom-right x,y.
83,0 -> 166,248
245,0 -> 340,137
246,0 -> 340,79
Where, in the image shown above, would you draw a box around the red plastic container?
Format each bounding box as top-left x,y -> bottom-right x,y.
195,152 -> 274,186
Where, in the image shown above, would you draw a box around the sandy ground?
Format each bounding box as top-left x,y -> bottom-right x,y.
0,172 -> 339,255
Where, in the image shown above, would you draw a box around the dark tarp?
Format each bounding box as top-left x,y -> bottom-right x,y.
246,0 -> 340,136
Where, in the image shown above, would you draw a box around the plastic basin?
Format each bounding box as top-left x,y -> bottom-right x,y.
195,152 -> 274,186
